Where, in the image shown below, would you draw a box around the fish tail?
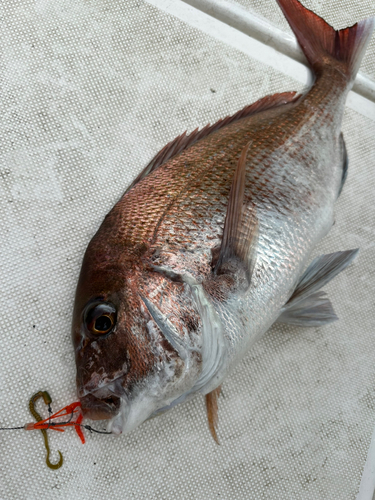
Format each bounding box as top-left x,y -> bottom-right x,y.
277,0 -> 375,83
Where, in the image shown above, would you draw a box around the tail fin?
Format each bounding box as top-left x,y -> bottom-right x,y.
276,0 -> 374,81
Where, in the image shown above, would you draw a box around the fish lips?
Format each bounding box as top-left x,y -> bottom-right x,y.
80,391 -> 121,420
80,392 -> 121,420
79,380 -> 125,421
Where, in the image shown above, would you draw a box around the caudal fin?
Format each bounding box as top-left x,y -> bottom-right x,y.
276,0 -> 374,82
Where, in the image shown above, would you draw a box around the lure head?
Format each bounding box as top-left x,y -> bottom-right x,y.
72,232 -> 203,435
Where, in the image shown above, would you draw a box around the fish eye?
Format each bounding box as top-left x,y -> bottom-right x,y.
84,302 -> 117,336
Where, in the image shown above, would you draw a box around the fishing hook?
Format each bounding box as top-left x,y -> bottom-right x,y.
29,391 -> 63,470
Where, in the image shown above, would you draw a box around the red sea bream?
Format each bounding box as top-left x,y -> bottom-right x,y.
71,0 -> 374,438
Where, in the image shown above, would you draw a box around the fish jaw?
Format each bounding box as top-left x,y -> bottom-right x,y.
74,315 -> 199,434
105,333 -> 205,436
77,350 -> 195,433
79,351 -> 199,435
107,361 -> 182,435
80,391 -> 122,421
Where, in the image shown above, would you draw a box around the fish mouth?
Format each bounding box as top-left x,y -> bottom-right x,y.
80,391 -> 122,420
77,371 -> 127,420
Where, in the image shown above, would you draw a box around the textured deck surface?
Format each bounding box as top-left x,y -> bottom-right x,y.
0,1 -> 374,499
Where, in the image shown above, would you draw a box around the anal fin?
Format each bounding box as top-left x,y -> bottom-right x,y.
278,291 -> 338,326
205,385 -> 221,444
278,249 -> 359,326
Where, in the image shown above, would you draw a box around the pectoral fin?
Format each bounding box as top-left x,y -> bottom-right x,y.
278,249 -> 359,326
214,141 -> 258,283
205,143 -> 257,302
205,385 -> 221,444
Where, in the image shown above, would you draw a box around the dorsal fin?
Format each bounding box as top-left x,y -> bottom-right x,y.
124,91 -> 299,194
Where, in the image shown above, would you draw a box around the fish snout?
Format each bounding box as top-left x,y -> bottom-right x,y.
80,391 -> 121,420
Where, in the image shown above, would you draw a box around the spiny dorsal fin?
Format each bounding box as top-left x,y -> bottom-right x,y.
205,385 -> 221,444
215,141 -> 258,284
124,91 -> 298,194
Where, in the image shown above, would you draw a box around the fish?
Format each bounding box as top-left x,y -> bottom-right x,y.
71,0 -> 374,438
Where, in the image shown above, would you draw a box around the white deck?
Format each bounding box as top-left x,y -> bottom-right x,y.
0,1 -> 374,498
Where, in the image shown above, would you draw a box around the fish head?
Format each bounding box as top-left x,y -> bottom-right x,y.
72,236 -> 203,435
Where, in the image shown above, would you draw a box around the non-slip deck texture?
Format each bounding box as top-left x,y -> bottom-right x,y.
0,1 -> 374,499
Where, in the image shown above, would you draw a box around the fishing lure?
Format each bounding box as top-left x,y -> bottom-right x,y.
28,391 -> 64,470
0,392 -> 111,469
